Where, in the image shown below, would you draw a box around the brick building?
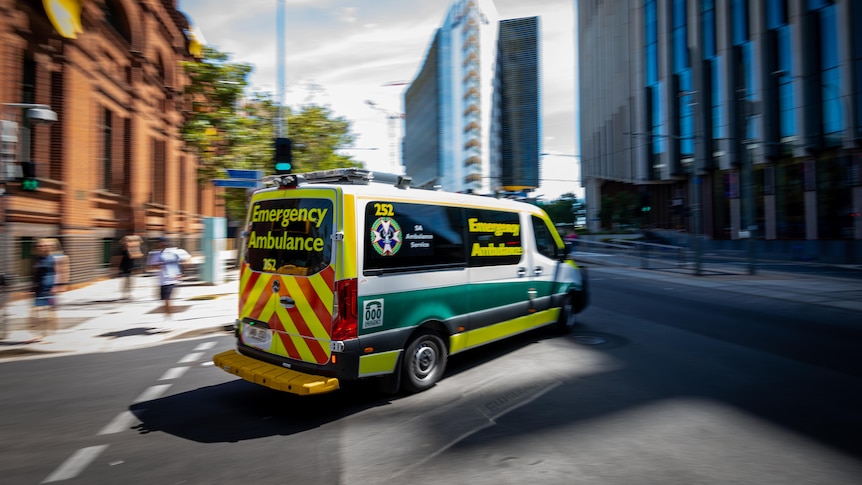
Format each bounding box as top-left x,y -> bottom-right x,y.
0,0 -> 223,288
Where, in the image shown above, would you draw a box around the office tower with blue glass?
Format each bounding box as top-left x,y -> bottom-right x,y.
579,0 -> 861,255
404,0 -> 540,195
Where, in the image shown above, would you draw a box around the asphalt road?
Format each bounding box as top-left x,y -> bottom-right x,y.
2,268 -> 861,484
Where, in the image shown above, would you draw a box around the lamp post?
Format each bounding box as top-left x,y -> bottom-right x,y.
0,103 -> 58,337
734,86 -> 758,276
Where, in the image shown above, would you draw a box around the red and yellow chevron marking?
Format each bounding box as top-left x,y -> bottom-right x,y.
239,264 -> 336,365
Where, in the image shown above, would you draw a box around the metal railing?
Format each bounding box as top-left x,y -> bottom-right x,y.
570,238 -> 693,271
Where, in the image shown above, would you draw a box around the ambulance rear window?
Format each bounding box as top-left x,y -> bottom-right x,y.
245,198 -> 333,276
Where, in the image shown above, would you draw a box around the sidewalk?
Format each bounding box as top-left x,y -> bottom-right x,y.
0,271 -> 240,362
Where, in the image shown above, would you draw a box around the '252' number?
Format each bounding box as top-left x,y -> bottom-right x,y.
262,258 -> 277,271
373,203 -> 394,217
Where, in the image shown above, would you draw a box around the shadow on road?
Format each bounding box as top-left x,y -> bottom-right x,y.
128,379 -> 392,443
127,326 -> 626,445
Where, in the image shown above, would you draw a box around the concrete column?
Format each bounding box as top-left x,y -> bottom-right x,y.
764,195 -> 776,239
805,191 -> 818,240
730,198 -> 741,240
854,186 -> 862,240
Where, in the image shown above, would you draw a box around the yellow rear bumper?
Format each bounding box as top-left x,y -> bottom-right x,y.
213,350 -> 340,396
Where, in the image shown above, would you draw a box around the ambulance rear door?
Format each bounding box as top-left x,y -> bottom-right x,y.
238,189 -> 338,366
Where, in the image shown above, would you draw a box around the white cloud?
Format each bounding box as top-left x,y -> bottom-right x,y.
179,0 -> 581,198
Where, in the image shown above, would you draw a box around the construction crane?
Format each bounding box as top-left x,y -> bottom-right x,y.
365,100 -> 403,173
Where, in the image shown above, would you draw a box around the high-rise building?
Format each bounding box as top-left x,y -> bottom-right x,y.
404,0 -> 540,194
579,1 -> 862,254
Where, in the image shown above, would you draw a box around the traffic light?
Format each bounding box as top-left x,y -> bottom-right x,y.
640,193 -> 651,213
274,137 -> 292,174
21,161 -> 38,191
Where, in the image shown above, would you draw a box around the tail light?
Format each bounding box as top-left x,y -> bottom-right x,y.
332,278 -> 358,340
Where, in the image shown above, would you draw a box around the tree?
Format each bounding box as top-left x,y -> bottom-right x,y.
598,192 -> 638,229
285,105 -> 359,173
539,197 -> 576,227
181,46 -> 362,221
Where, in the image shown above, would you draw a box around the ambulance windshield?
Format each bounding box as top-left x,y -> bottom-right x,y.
245,198 -> 333,276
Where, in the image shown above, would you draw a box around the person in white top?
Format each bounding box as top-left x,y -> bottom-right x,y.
146,236 -> 190,317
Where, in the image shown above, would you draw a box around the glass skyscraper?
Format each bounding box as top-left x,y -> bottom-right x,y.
403,0 -> 540,194
579,1 -> 862,254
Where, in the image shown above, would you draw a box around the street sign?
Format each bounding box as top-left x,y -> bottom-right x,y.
225,169 -> 262,180
212,179 -> 261,188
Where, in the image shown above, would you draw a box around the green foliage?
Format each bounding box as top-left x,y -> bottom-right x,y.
539,198 -> 576,226
287,105 -> 360,173
181,46 -> 362,221
598,192 -> 638,228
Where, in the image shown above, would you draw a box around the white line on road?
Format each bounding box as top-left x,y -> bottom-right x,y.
159,366 -> 190,381
42,444 -> 109,483
178,351 -> 204,364
133,384 -> 172,404
194,341 -> 217,351
98,411 -> 138,435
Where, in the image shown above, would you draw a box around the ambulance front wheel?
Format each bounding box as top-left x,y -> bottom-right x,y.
402,331 -> 448,393
556,292 -> 579,333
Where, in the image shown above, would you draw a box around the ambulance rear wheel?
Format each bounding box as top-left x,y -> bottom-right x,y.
402,331 -> 447,393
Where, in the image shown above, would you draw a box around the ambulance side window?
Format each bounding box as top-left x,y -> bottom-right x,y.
532,215 -> 560,259
364,202 -> 465,275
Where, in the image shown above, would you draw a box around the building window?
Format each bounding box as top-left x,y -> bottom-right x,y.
817,4 -> 842,143
123,117 -> 132,196
702,0 -> 716,58
102,109 -> 112,190
104,0 -> 132,44
152,139 -> 166,204
732,0 -> 749,45
102,238 -> 114,268
645,0 -> 658,86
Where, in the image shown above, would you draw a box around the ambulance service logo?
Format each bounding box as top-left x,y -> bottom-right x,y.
370,217 -> 403,256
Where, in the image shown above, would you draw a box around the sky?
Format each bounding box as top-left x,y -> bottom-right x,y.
178,0 -> 581,200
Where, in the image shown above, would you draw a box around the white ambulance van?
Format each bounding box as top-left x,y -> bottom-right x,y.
213,168 -> 588,395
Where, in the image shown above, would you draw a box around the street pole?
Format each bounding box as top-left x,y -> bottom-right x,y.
691,174 -> 703,276
736,87 -> 757,276
276,0 -> 286,138
743,140 -> 756,275
0,103 -> 58,338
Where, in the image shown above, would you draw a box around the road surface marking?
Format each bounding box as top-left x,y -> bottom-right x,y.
98,411 -> 138,435
42,445 -> 108,483
133,384 -> 172,404
178,352 -> 204,364
159,366 -> 190,381
194,341 -> 217,351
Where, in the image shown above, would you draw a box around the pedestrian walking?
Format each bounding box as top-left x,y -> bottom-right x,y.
146,236 -> 190,318
564,230 -> 579,253
119,234 -> 143,299
29,238 -> 64,342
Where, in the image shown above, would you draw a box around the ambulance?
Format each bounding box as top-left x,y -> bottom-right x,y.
213,168 -> 588,395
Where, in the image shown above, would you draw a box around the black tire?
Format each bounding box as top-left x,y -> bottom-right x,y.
401,331 -> 448,393
555,293 -> 578,333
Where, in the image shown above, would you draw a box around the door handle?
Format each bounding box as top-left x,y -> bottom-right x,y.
534,266 -> 543,276
517,267 -> 527,277
280,296 -> 296,309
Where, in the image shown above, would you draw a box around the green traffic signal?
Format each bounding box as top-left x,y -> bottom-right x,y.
274,137 -> 292,174
21,178 -> 39,191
